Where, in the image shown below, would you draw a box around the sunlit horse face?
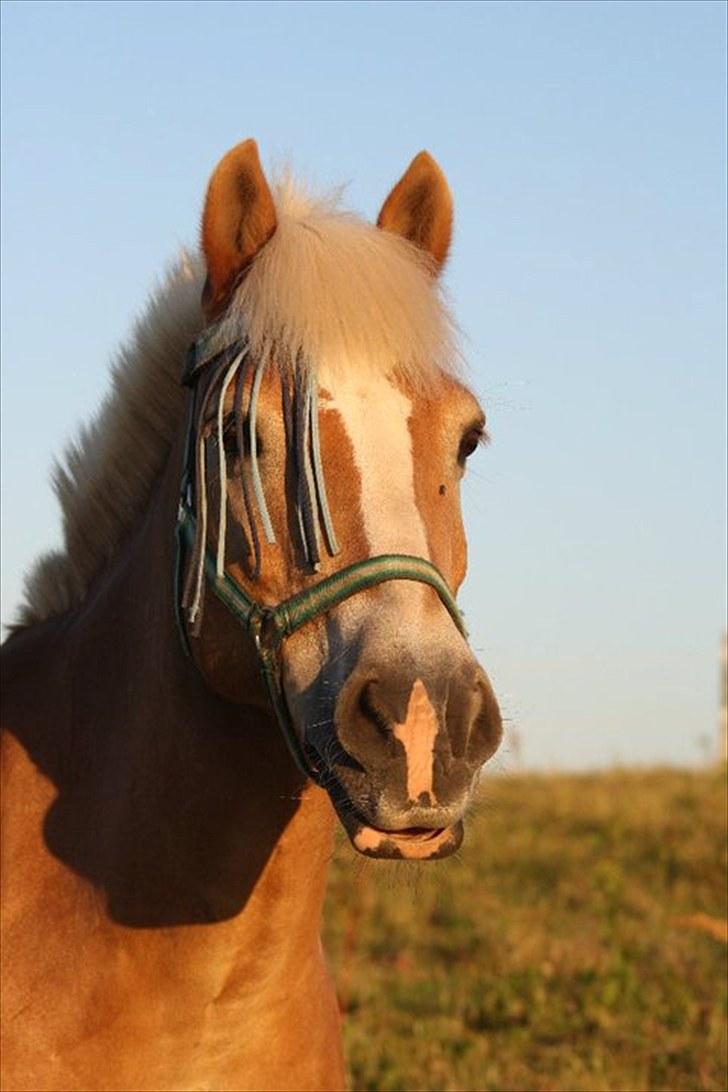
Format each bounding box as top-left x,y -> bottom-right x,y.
190,140 -> 502,859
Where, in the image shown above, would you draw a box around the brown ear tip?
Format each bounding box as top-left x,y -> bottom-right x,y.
217,138 -> 262,171
209,138 -> 270,193
411,150 -> 443,176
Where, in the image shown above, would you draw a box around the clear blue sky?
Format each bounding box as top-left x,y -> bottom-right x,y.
2,0 -> 726,768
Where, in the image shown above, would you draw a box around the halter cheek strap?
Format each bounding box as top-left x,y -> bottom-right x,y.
174,330 -> 468,786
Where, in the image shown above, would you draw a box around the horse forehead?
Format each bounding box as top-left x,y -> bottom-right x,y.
318,366 -> 430,556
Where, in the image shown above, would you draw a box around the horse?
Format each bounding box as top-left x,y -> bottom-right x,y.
0,139 -> 503,1091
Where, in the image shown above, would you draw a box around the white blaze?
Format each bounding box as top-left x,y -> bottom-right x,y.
320,363 -> 429,557
284,361 -> 434,698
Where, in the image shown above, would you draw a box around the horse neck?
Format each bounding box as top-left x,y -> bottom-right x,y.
3,423 -> 336,948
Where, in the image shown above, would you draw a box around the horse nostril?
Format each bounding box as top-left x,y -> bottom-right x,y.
442,671 -> 502,765
358,681 -> 391,738
334,675 -> 399,769
464,677 -> 502,765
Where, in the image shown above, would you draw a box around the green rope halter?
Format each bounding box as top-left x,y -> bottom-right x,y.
175,329 -> 467,785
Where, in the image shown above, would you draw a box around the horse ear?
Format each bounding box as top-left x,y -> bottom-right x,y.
376,151 -> 453,272
201,139 -> 277,318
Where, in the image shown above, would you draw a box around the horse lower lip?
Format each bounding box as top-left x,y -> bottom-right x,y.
349,820 -> 461,859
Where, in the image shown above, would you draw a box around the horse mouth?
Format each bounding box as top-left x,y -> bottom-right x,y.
329,785 -> 464,858
304,746 -> 465,859
349,820 -> 463,860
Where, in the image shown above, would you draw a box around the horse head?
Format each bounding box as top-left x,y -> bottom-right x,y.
180,139 -> 502,860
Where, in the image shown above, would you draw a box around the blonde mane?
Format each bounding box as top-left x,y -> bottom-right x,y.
16,178 -> 460,628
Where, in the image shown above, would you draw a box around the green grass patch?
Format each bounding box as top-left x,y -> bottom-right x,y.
323,767 -> 727,1091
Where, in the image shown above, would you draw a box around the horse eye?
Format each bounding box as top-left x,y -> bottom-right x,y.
458,427 -> 484,465
222,416 -> 239,456
210,416 -> 258,460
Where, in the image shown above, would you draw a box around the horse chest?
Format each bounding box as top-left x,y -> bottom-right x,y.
1,736 -> 344,1091
4,907 -> 343,1091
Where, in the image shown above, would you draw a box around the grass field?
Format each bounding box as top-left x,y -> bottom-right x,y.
322,768 -> 727,1092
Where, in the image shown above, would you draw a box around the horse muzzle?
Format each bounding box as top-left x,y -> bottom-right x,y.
307,659 -> 502,859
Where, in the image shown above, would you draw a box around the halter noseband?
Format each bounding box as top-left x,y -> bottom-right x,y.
174,328 -> 467,786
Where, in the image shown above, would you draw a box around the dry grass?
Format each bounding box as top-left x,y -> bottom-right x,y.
322,767 -> 728,1092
